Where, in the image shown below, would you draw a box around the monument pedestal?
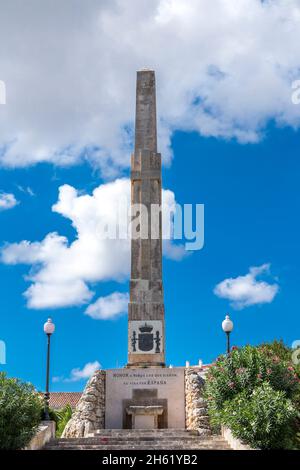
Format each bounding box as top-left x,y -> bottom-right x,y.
105,367 -> 185,429
62,366 -> 211,437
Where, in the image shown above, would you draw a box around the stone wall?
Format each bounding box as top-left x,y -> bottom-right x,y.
62,370 -> 105,438
25,421 -> 55,450
184,367 -> 211,436
221,426 -> 254,450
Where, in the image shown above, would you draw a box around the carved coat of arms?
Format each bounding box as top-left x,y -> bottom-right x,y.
131,322 -> 162,354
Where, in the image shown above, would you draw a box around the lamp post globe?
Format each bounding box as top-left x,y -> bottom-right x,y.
222,314 -> 233,354
44,318 -> 55,335
43,318 -> 55,420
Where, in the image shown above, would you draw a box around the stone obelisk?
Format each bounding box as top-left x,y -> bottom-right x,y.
127,70 -> 165,368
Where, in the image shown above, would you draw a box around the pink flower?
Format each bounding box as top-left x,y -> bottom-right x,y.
266,368 -> 272,375
228,381 -> 235,389
231,346 -> 238,351
257,373 -> 262,379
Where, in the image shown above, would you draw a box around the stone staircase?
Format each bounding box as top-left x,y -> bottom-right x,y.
44,429 -> 231,450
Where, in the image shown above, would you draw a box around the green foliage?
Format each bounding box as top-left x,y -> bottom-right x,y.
0,372 -> 42,450
205,345 -> 299,408
204,342 -> 300,449
258,339 -> 292,361
55,404 -> 72,437
48,405 -> 72,437
221,383 -> 297,449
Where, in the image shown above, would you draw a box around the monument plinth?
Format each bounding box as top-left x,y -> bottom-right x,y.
128,70 -> 165,368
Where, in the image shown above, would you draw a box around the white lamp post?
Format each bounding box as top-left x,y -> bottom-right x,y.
43,318 -> 55,420
222,314 -> 233,355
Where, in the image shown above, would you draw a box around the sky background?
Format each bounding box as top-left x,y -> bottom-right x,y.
0,0 -> 300,392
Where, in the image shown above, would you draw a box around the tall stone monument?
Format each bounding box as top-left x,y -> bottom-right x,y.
128,70 -> 165,368
62,71 -> 210,436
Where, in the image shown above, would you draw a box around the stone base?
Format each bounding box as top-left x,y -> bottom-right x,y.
105,367 -> 185,429
62,366 -> 211,438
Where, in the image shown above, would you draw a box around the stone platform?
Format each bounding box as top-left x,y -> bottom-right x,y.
62,367 -> 211,438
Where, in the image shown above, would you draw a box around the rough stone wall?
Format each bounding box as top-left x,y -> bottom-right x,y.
185,368 -> 211,436
62,370 -> 105,438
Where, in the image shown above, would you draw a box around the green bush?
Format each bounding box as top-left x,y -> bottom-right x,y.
54,404 -> 72,437
0,372 -> 42,449
205,345 -> 299,409
204,343 -> 300,448
221,383 -> 297,449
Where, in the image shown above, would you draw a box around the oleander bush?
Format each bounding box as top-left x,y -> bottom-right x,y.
221,383 -> 297,449
204,342 -> 300,449
0,372 -> 42,449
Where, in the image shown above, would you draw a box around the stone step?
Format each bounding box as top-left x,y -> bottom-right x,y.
45,442 -> 231,450
87,430 -> 200,438
47,437 -> 223,447
89,428 -> 198,434
44,433 -> 231,450
51,436 -> 204,445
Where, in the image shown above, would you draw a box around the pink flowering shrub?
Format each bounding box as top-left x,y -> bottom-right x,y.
204,343 -> 300,448
205,345 -> 299,408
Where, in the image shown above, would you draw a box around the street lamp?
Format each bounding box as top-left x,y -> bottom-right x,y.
222,314 -> 233,355
43,318 -> 55,420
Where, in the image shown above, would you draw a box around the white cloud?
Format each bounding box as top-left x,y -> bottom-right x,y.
85,292 -> 129,320
53,361 -> 101,383
0,178 -> 185,309
214,263 -> 279,309
1,1 -> 300,173
0,192 -> 18,211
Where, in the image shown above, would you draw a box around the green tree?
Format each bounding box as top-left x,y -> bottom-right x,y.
0,372 -> 42,449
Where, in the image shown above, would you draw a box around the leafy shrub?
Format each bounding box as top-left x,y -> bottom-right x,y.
221,383 -> 297,449
204,343 -> 300,448
54,404 -> 72,437
205,345 -> 299,409
0,372 -> 42,449
45,404 -> 72,437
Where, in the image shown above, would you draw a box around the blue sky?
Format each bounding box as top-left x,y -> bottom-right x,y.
1,0 -> 300,392
0,124 -> 299,391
